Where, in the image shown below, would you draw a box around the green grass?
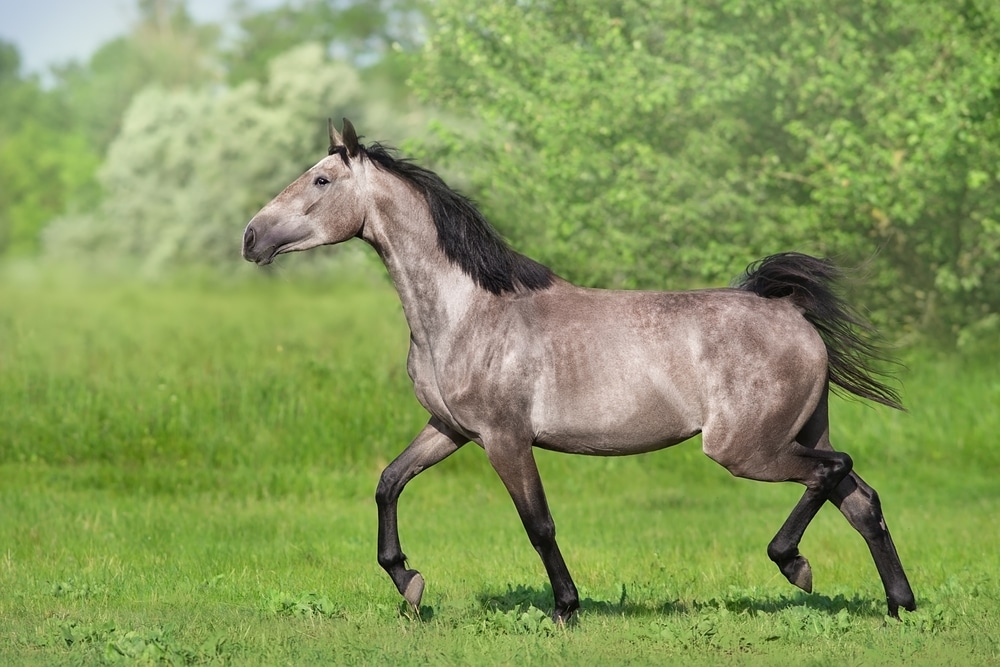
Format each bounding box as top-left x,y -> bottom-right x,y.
1,273 -> 998,665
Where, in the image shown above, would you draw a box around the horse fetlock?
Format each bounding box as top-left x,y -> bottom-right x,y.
766,540 -> 795,565
379,554 -> 422,608
552,598 -> 580,625
886,585 -> 916,619
377,551 -> 406,573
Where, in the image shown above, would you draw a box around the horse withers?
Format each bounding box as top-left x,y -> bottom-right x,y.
241,119 -> 916,623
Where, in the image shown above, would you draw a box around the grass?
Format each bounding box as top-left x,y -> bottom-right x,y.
1,272 -> 999,665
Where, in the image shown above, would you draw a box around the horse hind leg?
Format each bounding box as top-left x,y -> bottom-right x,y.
702,424 -> 853,596
763,446 -> 854,593
829,471 -> 916,617
794,391 -> 916,617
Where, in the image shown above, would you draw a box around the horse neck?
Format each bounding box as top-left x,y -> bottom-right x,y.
359,176 -> 483,346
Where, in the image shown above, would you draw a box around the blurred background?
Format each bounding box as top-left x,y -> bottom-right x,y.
1,0 -> 999,345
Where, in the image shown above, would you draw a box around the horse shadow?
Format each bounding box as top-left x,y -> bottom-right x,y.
475,583 -> 887,619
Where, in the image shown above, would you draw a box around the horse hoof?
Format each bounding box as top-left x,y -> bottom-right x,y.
552,610 -> 573,626
403,572 -> 425,613
781,556 -> 813,593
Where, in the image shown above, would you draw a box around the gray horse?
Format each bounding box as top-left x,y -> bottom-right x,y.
242,119 -> 915,622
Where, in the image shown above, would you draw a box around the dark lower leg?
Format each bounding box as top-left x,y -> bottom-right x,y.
375,501 -> 424,606
767,450 -> 854,592
487,445 -> 579,623
525,509 -> 579,621
767,493 -> 823,593
375,420 -> 464,610
831,472 -> 916,618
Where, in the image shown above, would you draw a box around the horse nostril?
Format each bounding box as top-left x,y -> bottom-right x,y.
243,226 -> 256,251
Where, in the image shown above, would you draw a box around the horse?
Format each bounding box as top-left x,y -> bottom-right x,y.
241,118 -> 916,623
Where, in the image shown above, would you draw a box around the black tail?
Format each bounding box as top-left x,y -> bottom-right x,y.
736,252 -> 904,410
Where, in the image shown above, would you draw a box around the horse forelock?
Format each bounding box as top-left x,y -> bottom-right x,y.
359,143 -> 554,295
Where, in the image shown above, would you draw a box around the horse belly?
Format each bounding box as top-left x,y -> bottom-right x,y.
530,376 -> 702,456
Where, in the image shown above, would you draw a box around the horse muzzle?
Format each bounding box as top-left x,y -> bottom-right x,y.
241,221 -> 276,265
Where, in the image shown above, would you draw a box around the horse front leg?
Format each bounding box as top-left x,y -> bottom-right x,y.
484,440 -> 579,624
376,418 -> 466,612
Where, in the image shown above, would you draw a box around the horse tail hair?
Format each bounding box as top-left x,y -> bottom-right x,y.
735,252 -> 904,410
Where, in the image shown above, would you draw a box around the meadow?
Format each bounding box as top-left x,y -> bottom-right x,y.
1,270 -> 998,665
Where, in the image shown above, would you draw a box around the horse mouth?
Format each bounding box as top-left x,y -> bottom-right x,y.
242,220 -> 313,265
252,248 -> 278,265
242,242 -> 278,265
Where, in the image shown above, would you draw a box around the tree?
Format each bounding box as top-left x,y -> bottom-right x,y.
223,0 -> 422,87
1,1 -> 220,257
769,1 -> 1000,340
0,41 -> 100,256
52,0 -> 221,152
413,0 -> 1000,342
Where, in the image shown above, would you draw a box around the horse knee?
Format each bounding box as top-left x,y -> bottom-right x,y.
375,469 -> 400,508
526,514 -> 557,550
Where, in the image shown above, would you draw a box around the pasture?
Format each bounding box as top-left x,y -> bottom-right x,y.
1,273 -> 998,665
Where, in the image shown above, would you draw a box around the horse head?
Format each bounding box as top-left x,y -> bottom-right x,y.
242,118 -> 367,265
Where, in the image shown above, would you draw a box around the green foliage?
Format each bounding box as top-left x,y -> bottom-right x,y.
7,0 -> 1000,343
0,40 -> 101,256
0,120 -> 101,255
414,0 -> 1000,341
3,1 -> 423,269
481,604 -> 558,636
265,591 -> 344,619
1,1 -> 221,260
224,0 -> 421,87
757,1 -> 1000,338
51,0 -> 222,152
55,621 -> 228,665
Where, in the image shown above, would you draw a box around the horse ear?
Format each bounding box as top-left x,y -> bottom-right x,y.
328,118 -> 344,155
342,118 -> 360,157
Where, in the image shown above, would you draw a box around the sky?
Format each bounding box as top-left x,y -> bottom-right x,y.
0,0 -> 279,76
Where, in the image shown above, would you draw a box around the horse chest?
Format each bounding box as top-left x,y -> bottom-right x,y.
406,341 -> 470,426
406,342 -> 440,408
406,337 -> 515,438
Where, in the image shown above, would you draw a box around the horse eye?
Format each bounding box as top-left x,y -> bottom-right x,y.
314,176 -> 330,186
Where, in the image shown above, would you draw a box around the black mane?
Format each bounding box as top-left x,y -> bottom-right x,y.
360,142 -> 554,295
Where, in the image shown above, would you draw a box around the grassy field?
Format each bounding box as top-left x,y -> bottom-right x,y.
1,272 -> 998,665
